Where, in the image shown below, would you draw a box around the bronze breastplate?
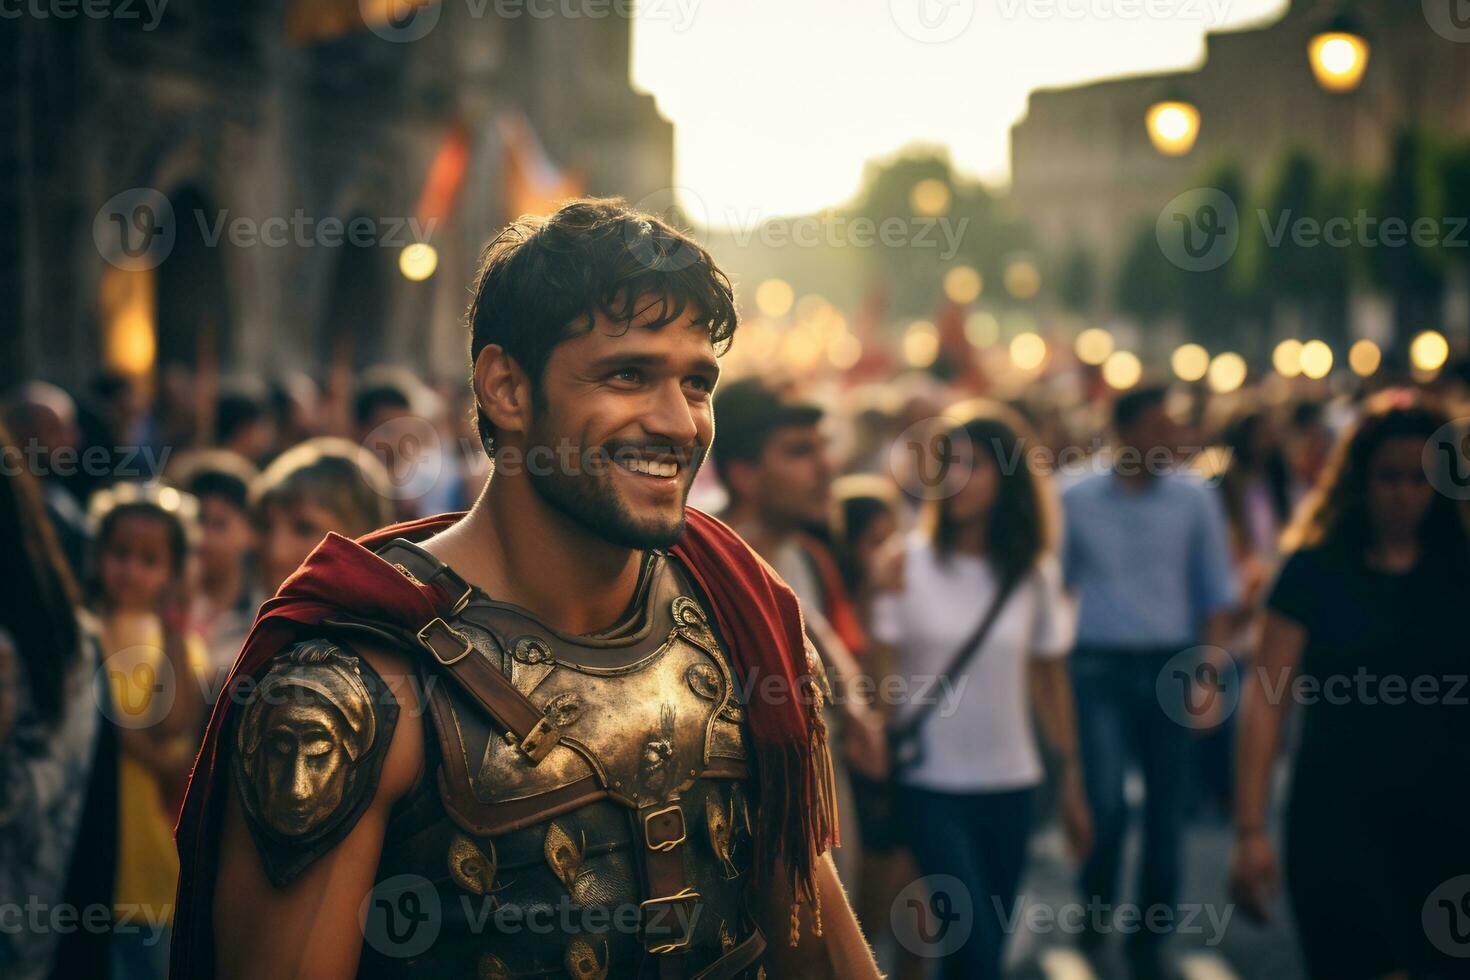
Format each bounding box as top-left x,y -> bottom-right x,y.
358,541 -> 764,980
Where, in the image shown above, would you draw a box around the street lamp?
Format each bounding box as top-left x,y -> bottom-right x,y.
1145,97 -> 1201,157
1308,14 -> 1370,94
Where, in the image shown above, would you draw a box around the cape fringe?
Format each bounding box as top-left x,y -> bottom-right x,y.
775,681 -> 840,947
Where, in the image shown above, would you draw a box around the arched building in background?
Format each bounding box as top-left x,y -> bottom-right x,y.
3,0 -> 674,394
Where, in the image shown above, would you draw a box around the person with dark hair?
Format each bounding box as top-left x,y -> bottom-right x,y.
215,381 -> 277,466
1283,400 -> 1334,506
870,402 -> 1090,980
0,424 -> 100,980
1218,410 -> 1293,565
830,475 -> 901,612
171,449 -> 263,683
1061,383 -> 1238,978
174,199 -> 881,979
1231,391 -> 1470,979
4,382 -> 90,576
352,368 -> 458,521
710,377 -> 886,891
351,371 -> 416,438
267,372 -> 323,454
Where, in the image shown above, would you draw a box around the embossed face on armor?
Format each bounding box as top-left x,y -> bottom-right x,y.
233,639 -> 398,885
251,699 -> 358,836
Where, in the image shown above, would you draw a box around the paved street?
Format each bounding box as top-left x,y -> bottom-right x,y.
1006,816 -> 1304,980
873,773 -> 1307,980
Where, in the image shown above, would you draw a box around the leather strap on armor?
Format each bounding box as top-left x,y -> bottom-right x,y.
399,551 -> 565,766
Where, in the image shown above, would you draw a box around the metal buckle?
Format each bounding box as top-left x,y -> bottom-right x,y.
517,712 -> 559,764
643,804 -> 687,853
640,887 -> 701,954
417,617 -> 472,666
449,585 -> 473,616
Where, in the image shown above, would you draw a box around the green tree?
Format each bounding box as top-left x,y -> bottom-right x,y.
1365,128 -> 1443,342
846,149 -> 1031,317
1057,245 -> 1096,314
1116,223 -> 1185,325
1179,163 -> 1253,350
1255,153 -> 1352,346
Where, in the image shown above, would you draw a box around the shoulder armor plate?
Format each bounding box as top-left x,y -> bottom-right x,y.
232,637 -> 399,887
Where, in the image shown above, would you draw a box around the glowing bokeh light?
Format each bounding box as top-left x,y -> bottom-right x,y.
755,278 -> 795,317
1171,343 -> 1209,382
1009,332 -> 1047,371
1272,338 -> 1303,378
399,242 -> 439,281
1145,100 -> 1201,156
1410,330 -> 1450,373
1348,339 -> 1381,377
903,320 -> 940,369
1299,339 -> 1333,380
1207,352 -> 1247,393
1075,328 -> 1115,366
943,266 -> 983,304
1102,350 -> 1142,390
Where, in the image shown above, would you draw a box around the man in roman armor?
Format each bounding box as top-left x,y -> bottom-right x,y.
172,199 -> 883,979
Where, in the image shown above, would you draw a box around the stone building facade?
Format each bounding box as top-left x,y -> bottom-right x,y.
3,1 -> 673,390
1009,0 -> 1470,306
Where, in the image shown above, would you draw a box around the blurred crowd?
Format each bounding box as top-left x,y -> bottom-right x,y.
3,349 -> 1469,979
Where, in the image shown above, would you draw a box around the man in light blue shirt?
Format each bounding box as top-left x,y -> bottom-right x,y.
1061,385 -> 1238,978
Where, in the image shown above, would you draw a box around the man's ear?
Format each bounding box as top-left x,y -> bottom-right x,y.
474,344 -> 533,442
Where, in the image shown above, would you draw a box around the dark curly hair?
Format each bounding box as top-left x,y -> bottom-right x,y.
465,198 -> 738,457
1282,390 -> 1469,569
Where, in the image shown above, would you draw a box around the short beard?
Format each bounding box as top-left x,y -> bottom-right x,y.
524,427 -> 700,551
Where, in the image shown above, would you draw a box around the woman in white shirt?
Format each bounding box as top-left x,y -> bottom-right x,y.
870,402 -> 1092,980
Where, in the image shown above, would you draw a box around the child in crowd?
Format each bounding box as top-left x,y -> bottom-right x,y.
250,436 -> 394,595
170,450 -> 261,688
85,483 -> 207,980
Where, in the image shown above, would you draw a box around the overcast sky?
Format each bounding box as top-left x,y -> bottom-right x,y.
632,0 -> 1290,223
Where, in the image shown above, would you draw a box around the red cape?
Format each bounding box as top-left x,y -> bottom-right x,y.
171,508 -> 835,977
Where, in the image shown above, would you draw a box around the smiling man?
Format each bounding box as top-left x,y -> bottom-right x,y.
172,200 -> 880,979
